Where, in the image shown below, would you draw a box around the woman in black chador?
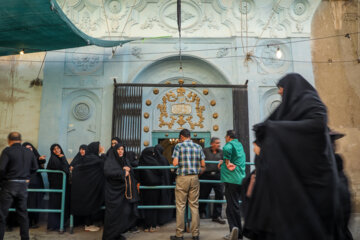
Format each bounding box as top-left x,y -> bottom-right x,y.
70,144 -> 87,168
139,145 -> 173,232
106,137 -> 121,156
71,142 -> 105,232
22,142 -> 46,228
46,144 -> 70,231
103,143 -> 139,240
330,131 -> 353,240
154,145 -> 173,225
247,73 -> 339,240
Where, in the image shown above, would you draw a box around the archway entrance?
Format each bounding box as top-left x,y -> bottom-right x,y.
112,55 -> 249,161
111,82 -> 250,163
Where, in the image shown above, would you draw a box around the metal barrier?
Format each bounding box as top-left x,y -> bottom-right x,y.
8,169 -> 67,233
69,160 -> 254,233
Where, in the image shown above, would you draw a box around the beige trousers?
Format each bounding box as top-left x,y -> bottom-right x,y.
175,175 -> 200,237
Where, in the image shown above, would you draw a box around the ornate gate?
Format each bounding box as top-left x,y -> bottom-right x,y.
112,83 -> 250,163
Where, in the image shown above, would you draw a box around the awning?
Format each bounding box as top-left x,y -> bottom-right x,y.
0,0 -> 134,56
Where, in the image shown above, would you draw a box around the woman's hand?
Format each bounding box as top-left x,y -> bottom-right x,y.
125,170 -> 129,177
39,155 -> 46,160
253,142 -> 261,156
58,154 -> 64,158
69,166 -> 74,172
99,146 -> 105,154
123,166 -> 131,172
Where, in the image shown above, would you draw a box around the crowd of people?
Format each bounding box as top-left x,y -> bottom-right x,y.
0,73 -> 354,240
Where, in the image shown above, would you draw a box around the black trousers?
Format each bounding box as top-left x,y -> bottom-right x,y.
199,173 -> 223,219
0,181 -> 29,240
142,189 -> 161,228
224,182 -> 242,239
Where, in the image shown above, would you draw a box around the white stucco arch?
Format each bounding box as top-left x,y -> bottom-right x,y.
130,55 -> 231,85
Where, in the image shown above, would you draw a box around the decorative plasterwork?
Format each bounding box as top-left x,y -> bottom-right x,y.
131,47 -> 142,59
158,0 -> 203,34
216,48 -> 229,58
157,87 -> 205,130
255,40 -> 293,74
260,87 -> 282,119
232,0 -> 256,20
65,47 -> 104,76
63,0 -> 104,34
73,102 -> 92,121
58,0 -> 321,38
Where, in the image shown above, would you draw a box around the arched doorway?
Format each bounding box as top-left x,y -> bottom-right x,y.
112,56 -> 249,163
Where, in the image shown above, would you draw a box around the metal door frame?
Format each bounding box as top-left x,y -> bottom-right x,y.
112,81 -> 249,161
152,132 -> 211,148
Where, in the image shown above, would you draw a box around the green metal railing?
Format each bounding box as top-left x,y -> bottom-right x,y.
8,169 -> 67,233
69,160 -> 254,234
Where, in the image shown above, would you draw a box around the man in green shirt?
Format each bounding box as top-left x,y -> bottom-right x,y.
218,130 -> 246,240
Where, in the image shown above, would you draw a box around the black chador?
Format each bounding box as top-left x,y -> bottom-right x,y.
22,142 -> 45,228
247,73 -> 339,240
71,142 -> 105,220
70,145 -> 87,168
139,145 -> 173,230
46,144 -> 70,231
330,132 -> 353,240
154,145 -> 173,225
102,143 -> 139,240
106,137 -> 121,157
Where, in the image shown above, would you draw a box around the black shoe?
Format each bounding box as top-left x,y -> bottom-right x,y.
170,236 -> 184,240
129,226 -> 140,233
212,217 -> 226,224
192,236 -> 200,240
119,235 -> 127,240
30,224 -> 39,229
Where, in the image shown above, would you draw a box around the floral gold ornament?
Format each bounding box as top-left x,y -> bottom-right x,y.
153,88 -> 159,95
143,141 -> 150,146
192,81 -> 197,85
210,100 -> 216,106
146,100 -> 152,106
213,113 -> 218,119
203,89 -> 209,95
143,126 -> 149,132
144,112 -> 150,119
157,87 -> 205,130
165,81 -> 171,84
213,125 -> 219,131
194,133 -> 197,137
178,79 -> 184,84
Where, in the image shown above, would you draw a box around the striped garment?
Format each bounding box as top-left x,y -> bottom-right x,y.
172,140 -> 205,176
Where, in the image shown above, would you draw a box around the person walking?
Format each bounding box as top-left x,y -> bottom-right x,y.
199,137 -> 225,224
218,130 -> 246,240
250,73 -> 338,239
0,132 -> 38,240
170,129 -> 206,240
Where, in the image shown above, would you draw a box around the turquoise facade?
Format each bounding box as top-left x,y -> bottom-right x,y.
37,0 -> 321,162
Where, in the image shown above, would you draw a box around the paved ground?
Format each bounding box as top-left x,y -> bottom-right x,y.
4,214 -> 360,240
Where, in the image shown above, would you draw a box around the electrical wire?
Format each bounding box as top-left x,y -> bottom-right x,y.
1,52 -> 358,64
101,0 -> 112,41
112,0 -> 136,55
34,52 -> 47,80
252,0 -> 282,52
2,31 -> 358,58
239,0 -> 246,56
